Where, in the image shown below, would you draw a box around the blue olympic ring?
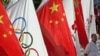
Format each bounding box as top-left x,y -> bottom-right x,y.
12,17 -> 27,34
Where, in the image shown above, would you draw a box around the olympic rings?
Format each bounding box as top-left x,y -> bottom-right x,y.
12,17 -> 26,34
15,29 -> 33,48
14,24 -> 33,49
15,28 -> 24,43
25,48 -> 39,56
21,32 -> 33,49
26,48 -> 30,56
13,17 -> 39,56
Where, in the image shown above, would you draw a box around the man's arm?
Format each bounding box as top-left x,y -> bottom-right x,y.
84,53 -> 88,56
84,43 -> 90,56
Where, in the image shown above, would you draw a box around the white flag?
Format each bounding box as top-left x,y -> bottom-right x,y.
6,0 -> 48,56
6,0 -> 18,9
63,0 -> 75,34
82,0 -> 96,41
88,0 -> 97,41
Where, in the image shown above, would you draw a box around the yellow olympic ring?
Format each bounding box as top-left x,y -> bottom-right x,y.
15,28 -> 24,43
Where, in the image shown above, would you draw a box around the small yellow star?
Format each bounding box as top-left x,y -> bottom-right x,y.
55,21 -> 59,24
49,2 -> 59,13
3,34 -> 7,38
61,18 -> 64,22
63,13 -> 66,16
9,25 -> 13,29
49,20 -> 53,24
9,31 -> 12,35
0,15 -> 4,24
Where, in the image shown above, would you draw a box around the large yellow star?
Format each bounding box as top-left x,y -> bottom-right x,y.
0,15 -> 4,24
49,2 -> 59,13
74,0 -> 79,8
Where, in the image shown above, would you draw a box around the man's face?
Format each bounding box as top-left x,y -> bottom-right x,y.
92,35 -> 97,42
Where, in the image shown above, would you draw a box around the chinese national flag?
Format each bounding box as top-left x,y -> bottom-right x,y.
0,2 -> 24,56
37,0 -> 77,56
73,0 -> 88,49
0,0 -> 2,4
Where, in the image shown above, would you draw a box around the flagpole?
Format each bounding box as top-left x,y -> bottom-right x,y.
73,31 -> 82,56
87,0 -> 92,40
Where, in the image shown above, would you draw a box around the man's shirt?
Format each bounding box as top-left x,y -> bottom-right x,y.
84,41 -> 98,56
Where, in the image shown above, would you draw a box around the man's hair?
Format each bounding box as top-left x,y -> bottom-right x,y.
91,33 -> 97,38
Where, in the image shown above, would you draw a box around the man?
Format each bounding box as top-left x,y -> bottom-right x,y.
84,33 -> 98,56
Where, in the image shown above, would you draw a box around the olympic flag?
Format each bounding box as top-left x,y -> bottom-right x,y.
6,0 -> 48,56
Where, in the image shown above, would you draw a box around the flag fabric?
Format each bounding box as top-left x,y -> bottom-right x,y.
63,0 -> 76,34
81,0 -> 90,34
81,0 -> 97,41
63,0 -> 82,56
6,0 -> 18,9
6,0 -> 48,56
0,0 -> 2,3
73,0 -> 88,49
0,2 -> 24,56
37,0 -> 77,56
87,0 -> 97,41
72,21 -> 77,33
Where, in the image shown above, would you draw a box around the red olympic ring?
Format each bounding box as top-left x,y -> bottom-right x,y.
25,48 -> 39,56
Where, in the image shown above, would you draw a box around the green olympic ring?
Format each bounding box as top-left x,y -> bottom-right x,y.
25,47 -> 39,56
20,32 -> 33,49
15,28 -> 33,49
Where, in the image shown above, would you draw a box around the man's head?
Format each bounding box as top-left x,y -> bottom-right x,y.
91,33 -> 97,43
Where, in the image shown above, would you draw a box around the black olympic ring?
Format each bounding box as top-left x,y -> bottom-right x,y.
19,32 -> 33,49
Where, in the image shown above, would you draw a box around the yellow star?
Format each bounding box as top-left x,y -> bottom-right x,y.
63,13 -> 66,16
3,34 -> 7,38
0,15 -> 4,24
49,20 -> 53,24
9,31 -> 12,35
9,25 -> 13,29
55,21 -> 59,24
61,18 -> 64,22
49,2 -> 59,13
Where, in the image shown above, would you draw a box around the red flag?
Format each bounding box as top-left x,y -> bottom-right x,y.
73,0 -> 88,49
0,2 -> 24,56
0,0 -> 2,4
72,21 -> 77,33
37,0 -> 77,56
